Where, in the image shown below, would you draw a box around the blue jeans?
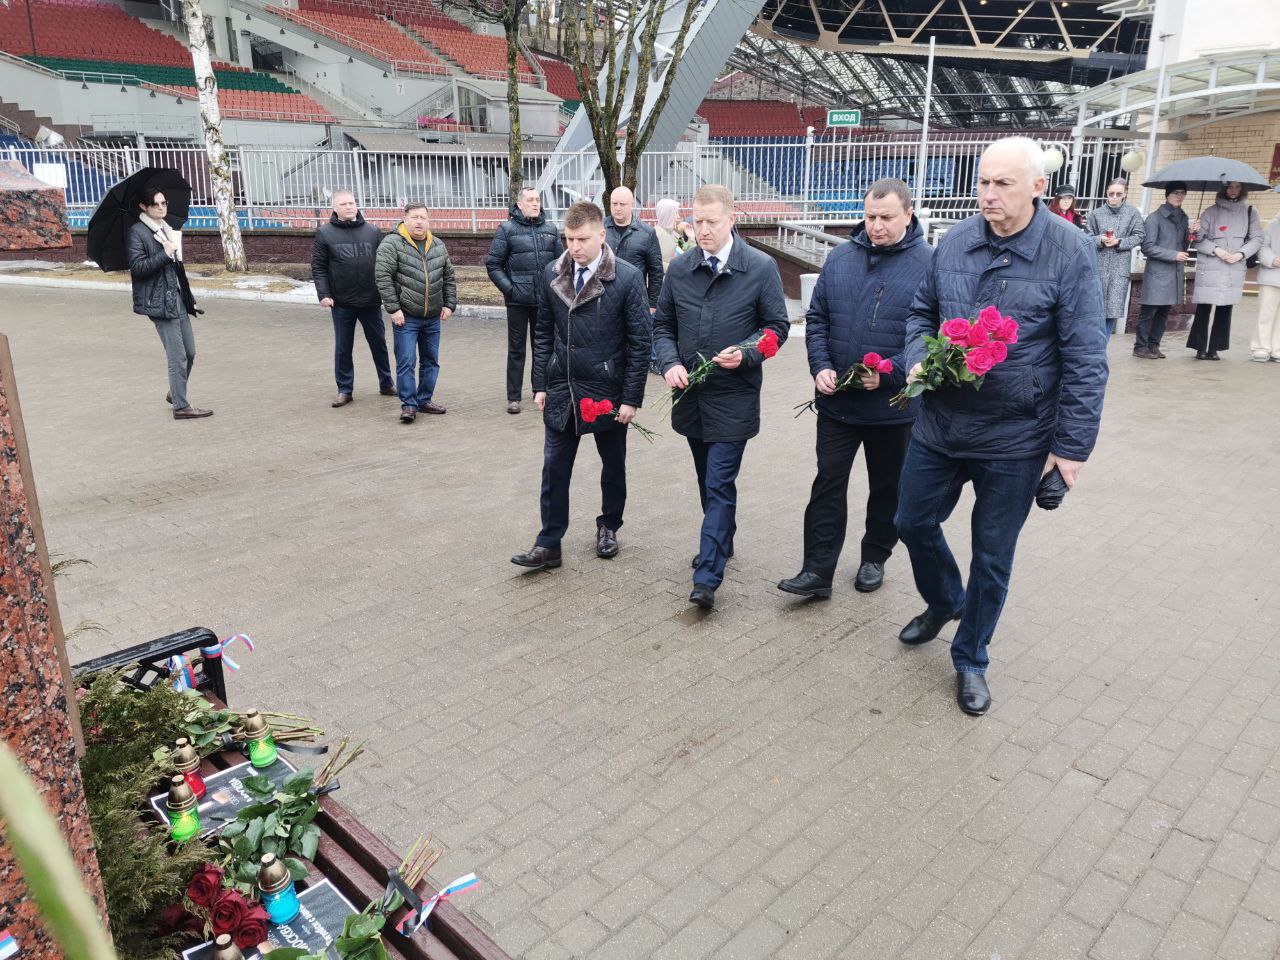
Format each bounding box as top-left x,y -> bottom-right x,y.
392,314 -> 440,407
332,305 -> 392,394
894,441 -> 1043,675
688,438 -> 747,590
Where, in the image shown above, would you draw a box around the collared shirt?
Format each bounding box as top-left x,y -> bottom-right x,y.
703,236 -> 733,273
574,249 -> 604,289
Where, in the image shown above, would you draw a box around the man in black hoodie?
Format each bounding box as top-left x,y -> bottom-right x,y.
486,186 -> 564,414
311,189 -> 394,407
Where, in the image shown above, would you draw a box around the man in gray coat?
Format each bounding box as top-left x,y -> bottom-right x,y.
1135,183 -> 1197,359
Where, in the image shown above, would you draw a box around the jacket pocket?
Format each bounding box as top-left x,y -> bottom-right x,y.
1001,367 -> 1039,418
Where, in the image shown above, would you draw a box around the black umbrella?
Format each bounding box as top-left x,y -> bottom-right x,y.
1144,156 -> 1272,193
86,167 -> 192,272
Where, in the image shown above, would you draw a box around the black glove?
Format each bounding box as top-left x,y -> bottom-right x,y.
1035,465 -> 1069,511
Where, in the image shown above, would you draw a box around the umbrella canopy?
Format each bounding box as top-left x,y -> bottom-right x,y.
86,167 -> 192,272
1144,156 -> 1272,193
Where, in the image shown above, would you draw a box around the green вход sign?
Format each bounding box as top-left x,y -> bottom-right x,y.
826,109 -> 862,127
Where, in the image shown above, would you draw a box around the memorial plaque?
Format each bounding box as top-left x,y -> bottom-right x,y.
181,880 -> 359,960
149,757 -> 297,835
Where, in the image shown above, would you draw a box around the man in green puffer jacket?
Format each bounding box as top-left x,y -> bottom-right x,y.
375,203 -> 458,423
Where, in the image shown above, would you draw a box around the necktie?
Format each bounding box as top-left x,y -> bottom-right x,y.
575,266 -> 587,293
707,255 -> 719,275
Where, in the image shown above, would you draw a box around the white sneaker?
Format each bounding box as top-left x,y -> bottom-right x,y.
1251,355 -> 1269,362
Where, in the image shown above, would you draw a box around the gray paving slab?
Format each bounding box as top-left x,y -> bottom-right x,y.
7,285 -> 1280,959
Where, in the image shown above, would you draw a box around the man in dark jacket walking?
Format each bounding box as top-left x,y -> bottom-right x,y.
894,137 -> 1108,716
654,184 -> 790,611
311,189 -> 394,407
778,179 -> 933,600
486,186 -> 564,414
605,186 -> 664,309
511,201 -> 651,571
374,203 -> 457,423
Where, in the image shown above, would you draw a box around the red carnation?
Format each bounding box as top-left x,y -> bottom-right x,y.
579,397 -> 599,423
210,890 -> 249,936
964,345 -> 997,376
186,864 -> 224,909
862,352 -> 884,367
595,399 -> 614,416
1219,225 -> 1228,232
965,323 -> 991,348
233,903 -> 271,950
756,329 -> 779,358
1105,230 -> 1114,239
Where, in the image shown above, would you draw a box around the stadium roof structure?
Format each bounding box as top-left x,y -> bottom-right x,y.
725,0 -> 1152,128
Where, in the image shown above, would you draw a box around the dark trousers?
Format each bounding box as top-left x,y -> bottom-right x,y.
506,303 -> 537,401
1187,303 -> 1233,352
894,441 -> 1042,675
802,415 -> 911,579
1135,304 -> 1170,350
332,305 -> 393,394
688,438 -> 748,590
536,422 -> 628,549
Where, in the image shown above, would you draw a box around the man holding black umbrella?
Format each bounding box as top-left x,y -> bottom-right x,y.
128,185 -> 212,419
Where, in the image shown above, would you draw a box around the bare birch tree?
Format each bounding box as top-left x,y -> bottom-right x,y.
561,0 -> 700,197
180,0 -> 247,271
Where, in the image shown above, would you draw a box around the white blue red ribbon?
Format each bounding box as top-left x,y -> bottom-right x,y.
167,655 -> 197,691
0,927 -> 21,960
201,633 -> 255,672
396,873 -> 480,935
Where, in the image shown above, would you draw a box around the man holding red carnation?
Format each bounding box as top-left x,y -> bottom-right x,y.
779,178 -> 933,600
511,200 -> 651,571
654,184 -> 790,610
894,137 -> 1108,716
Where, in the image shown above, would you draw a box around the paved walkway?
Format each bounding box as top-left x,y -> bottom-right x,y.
8,286 -> 1280,960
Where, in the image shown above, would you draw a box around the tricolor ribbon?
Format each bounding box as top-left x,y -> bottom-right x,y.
201,633 -> 255,672
395,873 -> 481,935
167,655 -> 197,691
0,927 -> 21,960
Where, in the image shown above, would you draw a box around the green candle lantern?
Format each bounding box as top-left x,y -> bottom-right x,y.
241,709 -> 278,768
165,774 -> 202,841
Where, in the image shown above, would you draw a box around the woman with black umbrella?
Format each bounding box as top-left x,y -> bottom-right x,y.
1188,181 -> 1263,360
128,185 -> 212,419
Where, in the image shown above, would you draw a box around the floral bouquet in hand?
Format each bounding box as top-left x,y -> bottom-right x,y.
651,328 -> 780,417
890,305 -> 1018,410
580,397 -> 659,442
793,352 -> 894,417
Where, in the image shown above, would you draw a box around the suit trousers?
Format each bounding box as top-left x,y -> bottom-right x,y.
688,438 -> 748,590
535,421 -> 628,549
506,303 -> 538,401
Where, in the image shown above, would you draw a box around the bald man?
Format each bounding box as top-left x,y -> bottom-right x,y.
605,186 -> 664,309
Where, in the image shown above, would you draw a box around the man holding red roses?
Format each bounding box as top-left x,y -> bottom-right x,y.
654,184 -> 790,611
511,201 -> 651,571
779,178 -> 933,600
894,137 -> 1108,716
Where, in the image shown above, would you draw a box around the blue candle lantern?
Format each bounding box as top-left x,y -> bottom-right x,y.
257,853 -> 301,925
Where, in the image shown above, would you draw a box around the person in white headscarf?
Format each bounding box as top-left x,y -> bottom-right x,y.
653,198 -> 681,270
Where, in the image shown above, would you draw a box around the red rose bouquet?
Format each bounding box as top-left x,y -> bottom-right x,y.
167,863 -> 274,950
890,305 -> 1018,409
579,397 -> 658,442
793,352 -> 894,417
651,328 -> 781,417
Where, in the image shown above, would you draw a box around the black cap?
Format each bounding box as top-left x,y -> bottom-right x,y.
1054,183 -> 1077,198
1165,181 -> 1188,195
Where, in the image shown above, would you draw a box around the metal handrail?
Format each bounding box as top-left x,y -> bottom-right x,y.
258,2 -> 447,76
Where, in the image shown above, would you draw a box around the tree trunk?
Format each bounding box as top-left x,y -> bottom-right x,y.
504,18 -> 523,200
180,0 -> 247,272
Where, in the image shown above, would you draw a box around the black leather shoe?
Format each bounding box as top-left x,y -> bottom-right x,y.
692,546 -> 734,568
1194,350 -> 1207,360
854,561 -> 885,593
1207,350 -> 1220,361
596,525 -> 619,559
899,607 -> 961,646
511,545 -> 561,570
956,673 -> 991,715
400,405 -> 416,423
777,571 -> 831,598
689,584 -> 715,610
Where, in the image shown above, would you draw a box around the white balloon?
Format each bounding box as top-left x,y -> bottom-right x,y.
1119,149 -> 1146,173
1041,147 -> 1065,174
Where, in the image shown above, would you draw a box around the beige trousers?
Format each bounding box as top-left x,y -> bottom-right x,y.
1251,285 -> 1280,360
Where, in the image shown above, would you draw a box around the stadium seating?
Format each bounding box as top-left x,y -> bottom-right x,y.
403,20 -> 533,82
0,0 -> 191,65
696,100 -> 806,138
275,3 -> 446,72
534,53 -> 577,101
27,56 -> 301,93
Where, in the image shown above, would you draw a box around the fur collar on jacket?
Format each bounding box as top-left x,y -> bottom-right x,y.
138,212 -> 181,260
550,243 -> 617,308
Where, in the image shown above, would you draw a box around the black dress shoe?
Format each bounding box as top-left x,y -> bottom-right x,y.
596,525 -> 619,559
380,385 -> 397,396
400,405 -> 417,423
1194,350 -> 1207,360
854,561 -> 885,593
689,584 -> 715,610
691,546 -> 734,568
777,571 -> 832,598
1207,350 -> 1220,361
956,673 -> 991,715
511,545 -> 561,570
899,607 -> 961,645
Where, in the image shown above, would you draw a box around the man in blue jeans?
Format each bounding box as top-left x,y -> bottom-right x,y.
374,203 -> 457,423
310,189 -> 395,407
895,137 -> 1108,716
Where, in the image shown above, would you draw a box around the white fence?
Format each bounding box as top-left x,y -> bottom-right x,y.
2,135 -> 1133,231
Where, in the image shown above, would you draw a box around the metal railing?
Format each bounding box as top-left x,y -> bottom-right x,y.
261,3 -> 448,77
5,136 -> 1134,232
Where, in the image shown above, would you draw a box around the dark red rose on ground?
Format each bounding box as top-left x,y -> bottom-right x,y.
159,903 -> 203,935
234,903 -> 272,950
211,890 -> 249,935
186,864 -> 224,908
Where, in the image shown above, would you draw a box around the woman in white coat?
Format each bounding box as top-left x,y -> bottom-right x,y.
1187,181 -> 1263,360
1251,213 -> 1280,362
